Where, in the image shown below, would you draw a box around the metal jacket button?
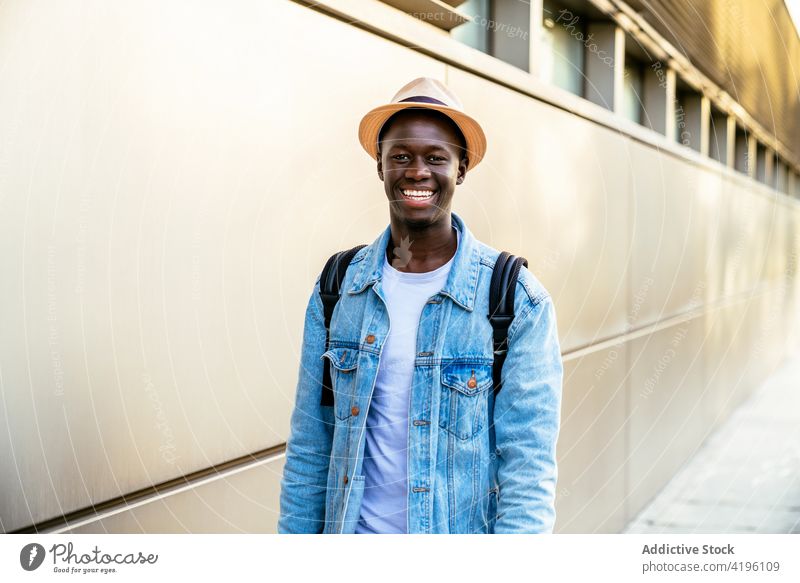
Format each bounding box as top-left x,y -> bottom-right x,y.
343,475 -> 348,484
351,406 -> 360,416
365,334 -> 376,344
467,375 -> 477,389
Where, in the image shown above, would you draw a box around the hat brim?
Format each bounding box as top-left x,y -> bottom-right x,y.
358,102 -> 487,171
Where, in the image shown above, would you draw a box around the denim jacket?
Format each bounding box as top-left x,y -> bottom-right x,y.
278,211 -> 563,534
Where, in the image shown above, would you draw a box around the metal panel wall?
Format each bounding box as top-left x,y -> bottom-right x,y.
0,0 -> 446,533
56,456 -> 286,534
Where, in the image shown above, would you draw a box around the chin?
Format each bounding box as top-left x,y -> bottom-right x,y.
402,216 -> 434,229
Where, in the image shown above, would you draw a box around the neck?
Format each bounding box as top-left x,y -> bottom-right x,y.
386,214 -> 457,273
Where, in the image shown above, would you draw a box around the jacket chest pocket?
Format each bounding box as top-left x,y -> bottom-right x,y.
321,347 -> 360,421
439,362 -> 493,440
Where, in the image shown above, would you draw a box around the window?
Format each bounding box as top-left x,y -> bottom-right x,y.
540,0 -> 587,96
451,0 -> 490,54
674,81 -> 704,152
755,142 -> 770,184
734,124 -> 752,176
491,0 -> 531,71
622,57 -> 644,124
708,106 -> 729,165
451,0 -> 530,71
775,157 -> 789,194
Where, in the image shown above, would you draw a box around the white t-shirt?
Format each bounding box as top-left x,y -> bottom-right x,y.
355,226 -> 460,534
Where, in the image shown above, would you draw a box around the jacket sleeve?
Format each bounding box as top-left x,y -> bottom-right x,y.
492,294 -> 564,534
277,277 -> 335,533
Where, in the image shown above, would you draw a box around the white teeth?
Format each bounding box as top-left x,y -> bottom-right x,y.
402,189 -> 434,199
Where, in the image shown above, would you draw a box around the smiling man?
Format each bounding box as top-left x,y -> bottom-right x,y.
278,78 -> 564,534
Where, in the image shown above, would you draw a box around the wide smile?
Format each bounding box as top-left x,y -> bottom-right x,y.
398,187 -> 438,207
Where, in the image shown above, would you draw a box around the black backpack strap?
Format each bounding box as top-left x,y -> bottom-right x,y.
486,251 -> 527,527
487,251 -> 528,398
319,244 -> 367,407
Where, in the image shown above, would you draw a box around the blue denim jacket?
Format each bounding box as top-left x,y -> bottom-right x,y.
278,211 -> 563,534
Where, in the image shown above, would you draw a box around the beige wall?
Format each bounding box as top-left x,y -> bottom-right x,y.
1,0 -> 798,534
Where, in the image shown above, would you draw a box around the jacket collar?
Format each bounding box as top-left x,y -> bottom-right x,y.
347,211 -> 480,312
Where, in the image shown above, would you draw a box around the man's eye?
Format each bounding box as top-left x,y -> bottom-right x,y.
429,156 -> 446,162
392,154 -> 410,161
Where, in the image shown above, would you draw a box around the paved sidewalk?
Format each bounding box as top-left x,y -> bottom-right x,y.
624,355 -> 800,534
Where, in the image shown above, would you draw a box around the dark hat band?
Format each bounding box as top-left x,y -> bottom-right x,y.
398,96 -> 448,106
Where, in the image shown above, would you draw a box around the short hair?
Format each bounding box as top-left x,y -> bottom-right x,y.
377,108 -> 467,161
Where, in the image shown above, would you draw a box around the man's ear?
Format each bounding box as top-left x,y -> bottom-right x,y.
456,155 -> 468,185
377,150 -> 384,181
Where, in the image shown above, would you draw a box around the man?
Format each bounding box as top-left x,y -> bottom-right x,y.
278,78 -> 563,534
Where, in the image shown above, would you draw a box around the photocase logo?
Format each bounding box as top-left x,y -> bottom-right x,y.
391,235 -> 413,269
20,543 -> 46,571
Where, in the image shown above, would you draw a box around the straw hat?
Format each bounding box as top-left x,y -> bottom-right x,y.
358,77 -> 487,170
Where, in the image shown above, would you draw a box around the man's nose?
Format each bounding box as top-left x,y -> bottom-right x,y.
405,158 -> 432,180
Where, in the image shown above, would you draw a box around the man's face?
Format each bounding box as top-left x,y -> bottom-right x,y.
377,109 -> 467,228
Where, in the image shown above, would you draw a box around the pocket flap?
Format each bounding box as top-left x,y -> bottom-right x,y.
441,362 -> 493,395
321,347 -> 359,372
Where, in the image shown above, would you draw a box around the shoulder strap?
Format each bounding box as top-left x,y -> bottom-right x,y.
319,244 -> 367,407
487,251 -> 527,525
487,251 -> 528,398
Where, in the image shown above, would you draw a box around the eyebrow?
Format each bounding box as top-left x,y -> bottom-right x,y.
385,142 -> 453,152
